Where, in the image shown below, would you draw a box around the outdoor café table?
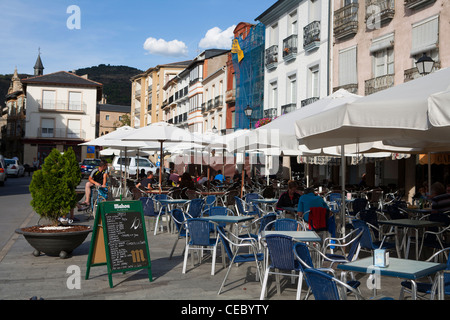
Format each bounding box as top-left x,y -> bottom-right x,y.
260,230 -> 322,274
250,198 -> 278,213
201,215 -> 254,235
260,230 -> 321,242
157,199 -> 190,233
338,257 -> 446,300
199,191 -> 226,203
405,207 -> 432,219
378,219 -> 443,260
278,206 -> 298,218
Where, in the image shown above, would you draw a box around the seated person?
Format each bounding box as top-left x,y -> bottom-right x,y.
80,160 -> 108,206
214,170 -> 225,184
297,187 -> 329,221
136,171 -> 155,192
276,180 -> 301,210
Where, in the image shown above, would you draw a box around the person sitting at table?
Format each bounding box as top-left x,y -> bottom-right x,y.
131,171 -> 155,199
429,182 -> 450,225
276,180 -> 301,216
197,172 -> 208,185
214,170 -> 225,184
297,187 -> 329,222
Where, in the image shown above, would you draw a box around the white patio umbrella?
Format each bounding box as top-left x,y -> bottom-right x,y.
295,71 -> 450,235
118,122 -> 223,193
295,68 -> 450,151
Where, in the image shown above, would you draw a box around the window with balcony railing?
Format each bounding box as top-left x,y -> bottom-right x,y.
405,0 -> 436,10
283,34 -> 298,61
37,99 -> 86,113
281,103 -> 297,115
334,3 -> 358,40
263,108 -> 278,119
365,0 -> 394,26
303,21 -> 321,52
265,45 -> 278,69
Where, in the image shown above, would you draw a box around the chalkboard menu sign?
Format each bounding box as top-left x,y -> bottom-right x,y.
85,201 -> 152,288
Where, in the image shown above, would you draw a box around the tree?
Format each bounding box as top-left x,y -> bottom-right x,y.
29,148 -> 81,225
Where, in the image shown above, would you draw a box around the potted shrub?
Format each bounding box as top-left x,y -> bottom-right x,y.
16,148 -> 92,258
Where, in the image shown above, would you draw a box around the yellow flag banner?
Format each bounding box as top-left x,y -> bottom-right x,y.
231,39 -> 244,62
419,153 -> 450,165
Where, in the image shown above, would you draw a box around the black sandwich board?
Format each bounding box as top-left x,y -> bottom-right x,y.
85,200 -> 152,288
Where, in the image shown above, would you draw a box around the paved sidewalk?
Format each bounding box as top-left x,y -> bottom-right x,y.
0,205 -> 446,306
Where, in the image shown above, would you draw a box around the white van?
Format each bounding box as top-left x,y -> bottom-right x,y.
0,155 -> 6,186
111,156 -> 169,176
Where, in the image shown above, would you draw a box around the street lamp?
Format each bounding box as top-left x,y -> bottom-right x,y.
244,105 -> 253,128
416,53 -> 435,76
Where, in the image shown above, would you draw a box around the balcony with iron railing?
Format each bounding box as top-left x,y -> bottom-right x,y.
214,95 -> 224,109
334,3 -> 359,40
365,0 -> 395,26
225,89 -> 235,103
365,74 -> 394,95
265,45 -> 278,70
301,97 -> 319,107
281,103 -> 297,115
36,99 -> 87,114
303,21 -> 321,52
37,128 -> 85,140
333,83 -> 359,94
283,34 -> 298,62
404,60 -> 441,82
405,0 -> 436,10
263,108 -> 278,119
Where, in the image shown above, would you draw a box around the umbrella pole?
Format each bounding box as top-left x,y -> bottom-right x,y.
120,149 -> 123,200
159,141 -> 163,194
428,152 -> 432,195
340,145 -> 346,237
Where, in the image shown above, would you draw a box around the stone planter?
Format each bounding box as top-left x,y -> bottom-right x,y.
16,225 -> 92,259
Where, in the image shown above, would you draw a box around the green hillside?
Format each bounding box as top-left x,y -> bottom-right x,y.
75,64 -> 143,105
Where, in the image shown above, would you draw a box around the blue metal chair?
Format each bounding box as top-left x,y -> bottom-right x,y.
139,197 -> 160,233
320,227 -> 364,267
153,193 -> 170,235
400,247 -> 450,300
294,242 -> 362,300
206,206 -> 233,231
235,196 -> 260,217
260,234 -> 303,300
243,192 -> 263,216
352,219 -> 396,253
303,268 -> 366,300
187,198 -> 204,218
264,218 -> 304,232
203,195 -> 216,212
216,225 -> 264,295
183,218 -> 220,275
169,208 -> 188,259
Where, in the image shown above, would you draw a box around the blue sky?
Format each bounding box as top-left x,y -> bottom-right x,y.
0,0 -> 276,75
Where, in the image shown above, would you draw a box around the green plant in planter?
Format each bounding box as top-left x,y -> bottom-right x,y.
29,148 -> 81,225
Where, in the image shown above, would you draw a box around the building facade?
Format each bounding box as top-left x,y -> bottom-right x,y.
97,103 -> 131,137
333,0 -> 450,95
130,61 -> 192,128
256,0 -> 332,119
21,71 -> 102,164
2,68 -> 26,161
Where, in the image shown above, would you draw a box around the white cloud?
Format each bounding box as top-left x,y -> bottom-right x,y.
143,37 -> 188,57
198,25 -> 235,49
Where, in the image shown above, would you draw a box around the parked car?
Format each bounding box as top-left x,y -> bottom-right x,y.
111,156 -> 169,176
5,158 -> 25,177
80,158 -> 101,177
0,155 -> 6,186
